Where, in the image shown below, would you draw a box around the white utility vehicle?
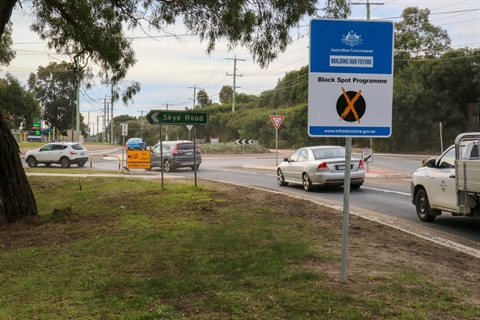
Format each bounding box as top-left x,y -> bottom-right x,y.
411,132 -> 480,222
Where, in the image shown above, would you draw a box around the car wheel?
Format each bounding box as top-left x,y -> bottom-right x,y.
302,173 -> 314,191
277,169 -> 288,186
190,164 -> 200,170
77,162 -> 86,167
415,189 -> 439,222
163,159 -> 172,172
60,157 -> 71,168
26,156 -> 38,168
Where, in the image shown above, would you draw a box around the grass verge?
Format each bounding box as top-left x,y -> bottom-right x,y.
0,176 -> 479,319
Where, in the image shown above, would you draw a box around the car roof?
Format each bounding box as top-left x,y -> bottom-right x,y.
306,146 -> 344,150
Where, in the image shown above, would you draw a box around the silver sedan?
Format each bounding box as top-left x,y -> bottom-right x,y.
276,146 -> 365,191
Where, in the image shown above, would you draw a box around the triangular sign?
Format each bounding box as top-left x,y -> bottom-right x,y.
270,115 -> 284,129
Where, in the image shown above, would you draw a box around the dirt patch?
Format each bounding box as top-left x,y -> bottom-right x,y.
197,179 -> 480,297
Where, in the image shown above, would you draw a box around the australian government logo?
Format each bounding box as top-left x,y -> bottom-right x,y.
341,30 -> 362,47
330,29 -> 373,68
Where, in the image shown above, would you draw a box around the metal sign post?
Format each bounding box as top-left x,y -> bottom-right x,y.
146,110 -> 208,189
121,123 -> 128,174
270,115 -> 284,166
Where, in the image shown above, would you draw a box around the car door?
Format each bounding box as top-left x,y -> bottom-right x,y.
282,149 -> 302,181
426,146 -> 457,211
35,144 -> 55,162
150,143 -> 163,167
292,149 -> 310,182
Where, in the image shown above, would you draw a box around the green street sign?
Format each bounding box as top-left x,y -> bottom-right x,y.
146,110 -> 208,125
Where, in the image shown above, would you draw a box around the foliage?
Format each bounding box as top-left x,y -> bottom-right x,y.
219,85 -> 233,104
394,7 -> 451,73
27,62 -> 78,132
0,22 -> 15,65
0,74 -> 39,130
259,66 -> 308,108
197,89 -> 212,107
380,48 -> 480,152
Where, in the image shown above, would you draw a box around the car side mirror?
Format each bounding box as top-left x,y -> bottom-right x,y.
284,157 -> 290,162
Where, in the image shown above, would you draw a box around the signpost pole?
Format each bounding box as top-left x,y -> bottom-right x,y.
193,126 -> 197,187
275,128 -> 279,166
341,137 -> 352,283
160,125 -> 164,190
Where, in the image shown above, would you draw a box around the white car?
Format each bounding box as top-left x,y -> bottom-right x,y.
276,145 -> 365,191
25,142 -> 89,168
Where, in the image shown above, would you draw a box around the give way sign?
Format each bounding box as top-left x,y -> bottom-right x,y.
270,115 -> 284,129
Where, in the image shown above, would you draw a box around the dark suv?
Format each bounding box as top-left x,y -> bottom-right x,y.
149,140 -> 202,172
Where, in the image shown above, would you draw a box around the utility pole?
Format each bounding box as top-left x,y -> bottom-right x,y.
110,82 -> 115,144
138,110 -> 145,139
96,115 -> 100,142
352,0 -> 384,21
103,97 -> 108,143
164,103 -> 169,141
188,84 -> 200,109
226,55 -> 245,112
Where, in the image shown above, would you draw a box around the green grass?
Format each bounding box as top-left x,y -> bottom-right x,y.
0,177 -> 478,319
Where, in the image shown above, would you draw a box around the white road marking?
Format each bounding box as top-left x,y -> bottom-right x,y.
362,186 -> 410,196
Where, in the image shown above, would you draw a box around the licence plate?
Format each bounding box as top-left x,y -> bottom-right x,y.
337,165 -> 345,170
80,153 -> 85,156
186,152 -> 192,156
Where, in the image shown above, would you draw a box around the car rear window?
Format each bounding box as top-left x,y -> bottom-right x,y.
71,144 -> 86,150
177,143 -> 194,151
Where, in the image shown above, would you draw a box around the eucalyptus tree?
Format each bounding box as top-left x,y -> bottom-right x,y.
394,7 -> 451,73
28,61 -> 78,133
0,0 -> 350,224
197,89 -> 212,108
0,73 -> 40,131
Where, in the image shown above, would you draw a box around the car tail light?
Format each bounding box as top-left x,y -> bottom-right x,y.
69,150 -> 77,155
317,162 -> 329,171
359,160 -> 364,169
172,144 -> 179,156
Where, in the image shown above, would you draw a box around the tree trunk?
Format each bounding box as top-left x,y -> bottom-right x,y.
0,112 -> 38,224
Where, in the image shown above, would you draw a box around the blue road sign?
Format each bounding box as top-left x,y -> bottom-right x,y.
308,19 -> 394,138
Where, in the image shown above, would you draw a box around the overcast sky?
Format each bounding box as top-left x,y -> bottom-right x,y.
2,1 -> 479,132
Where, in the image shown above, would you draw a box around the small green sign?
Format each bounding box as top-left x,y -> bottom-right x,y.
146,110 -> 208,125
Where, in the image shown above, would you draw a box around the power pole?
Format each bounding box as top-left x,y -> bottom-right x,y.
96,115 -> 100,142
164,103 -> 169,141
188,84 -> 200,109
352,0 -> 384,20
226,54 -> 245,112
138,110 -> 145,139
103,97 -> 108,143
110,82 -> 115,144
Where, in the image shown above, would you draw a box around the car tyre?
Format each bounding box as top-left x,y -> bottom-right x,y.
163,159 -> 172,172
302,173 -> 314,191
26,156 -> 38,168
77,162 -> 86,167
190,164 -> 200,171
277,169 -> 288,186
415,189 -> 439,222
60,157 -> 71,168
